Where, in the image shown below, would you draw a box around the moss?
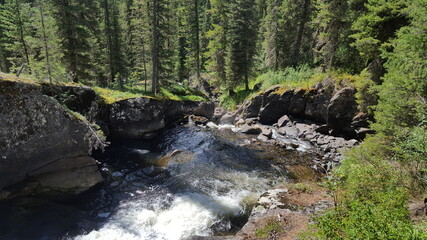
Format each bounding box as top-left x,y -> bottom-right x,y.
93,87 -> 156,104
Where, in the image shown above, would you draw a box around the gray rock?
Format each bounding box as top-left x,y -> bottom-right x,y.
327,87 -> 358,132
242,95 -> 263,119
257,134 -> 270,142
194,102 -> 215,119
260,126 -> 273,138
277,115 -> 292,127
219,112 -> 237,125
278,126 -> 299,137
304,89 -> 333,123
240,124 -> 262,135
109,97 -> 166,139
0,80 -> 103,193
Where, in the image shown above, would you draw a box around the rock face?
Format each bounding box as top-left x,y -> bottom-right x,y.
239,85 -> 367,138
109,98 -> 215,139
109,97 -> 167,139
0,80 -> 103,195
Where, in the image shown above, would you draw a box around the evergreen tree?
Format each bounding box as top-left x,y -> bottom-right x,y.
226,0 -> 257,91
51,0 -> 101,83
205,0 -> 228,87
0,0 -> 32,74
351,0 -> 409,82
314,0 -> 347,71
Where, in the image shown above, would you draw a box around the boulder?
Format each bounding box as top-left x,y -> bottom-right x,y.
277,115 -> 293,128
242,95 -> 263,119
0,80 -> 103,194
327,87 -> 358,131
304,89 -> 333,123
193,102 -> 215,119
240,124 -> 262,135
109,97 -> 166,139
288,89 -> 307,117
219,112 -> 237,125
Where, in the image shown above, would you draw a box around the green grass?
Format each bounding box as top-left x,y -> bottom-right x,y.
255,65 -> 319,90
219,89 -> 255,110
255,219 -> 284,238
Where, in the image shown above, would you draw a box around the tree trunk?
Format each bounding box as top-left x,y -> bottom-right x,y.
151,0 -> 159,94
292,0 -> 310,66
39,3 -> 52,84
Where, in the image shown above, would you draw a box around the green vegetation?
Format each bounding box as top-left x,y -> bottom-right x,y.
255,219 -> 284,238
288,182 -> 312,194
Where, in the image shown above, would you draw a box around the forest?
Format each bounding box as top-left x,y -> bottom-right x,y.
0,0 -> 426,238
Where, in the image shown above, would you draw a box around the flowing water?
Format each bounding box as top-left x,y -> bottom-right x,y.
0,124 -> 318,240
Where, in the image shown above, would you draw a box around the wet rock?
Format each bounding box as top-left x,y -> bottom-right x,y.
152,150 -> 195,167
327,87 -> 358,132
0,80 -> 103,194
240,124 -> 262,135
189,115 -> 209,125
109,97 -> 166,139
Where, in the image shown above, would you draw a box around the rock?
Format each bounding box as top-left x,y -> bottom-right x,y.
356,127 -> 376,139
257,134 -> 270,142
189,115 -> 209,125
295,123 -> 312,137
235,118 -> 245,126
304,88 -> 333,123
260,127 -> 273,138
245,118 -> 258,125
277,115 -> 292,127
0,80 -> 103,194
41,84 -> 101,122
314,124 -> 331,135
219,112 -> 237,125
212,107 -> 227,123
194,102 -> 215,119
151,150 -> 195,167
240,124 -> 262,135
327,87 -> 358,132
242,95 -> 263,119
258,101 -> 287,125
278,126 -> 299,137
351,112 -> 370,128
288,89 -> 307,117
346,139 -> 359,147
109,97 -> 166,139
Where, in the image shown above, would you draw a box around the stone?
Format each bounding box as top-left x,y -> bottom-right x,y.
304,88 -> 333,123
277,115 -> 292,127
327,87 -> 358,131
278,126 -> 299,137
258,101 -> 287,125
356,127 -> 376,139
235,118 -> 245,126
0,80 -> 103,193
314,124 -> 331,135
219,112 -> 236,125
242,95 -> 263,119
193,102 -> 215,119
240,124 -> 262,135
288,89 -> 308,117
260,127 -> 273,138
257,134 -> 270,142
109,97 -> 166,139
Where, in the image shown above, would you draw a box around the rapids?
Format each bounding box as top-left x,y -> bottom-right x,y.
0,124 -> 318,240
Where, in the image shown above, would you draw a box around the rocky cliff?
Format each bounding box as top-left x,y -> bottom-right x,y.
0,80 -> 103,198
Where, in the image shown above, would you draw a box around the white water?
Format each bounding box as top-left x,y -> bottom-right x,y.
74,171 -> 275,240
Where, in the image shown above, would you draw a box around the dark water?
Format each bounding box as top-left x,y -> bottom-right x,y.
0,124 -> 318,240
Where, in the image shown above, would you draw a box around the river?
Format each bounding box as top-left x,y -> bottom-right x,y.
0,124 -> 318,240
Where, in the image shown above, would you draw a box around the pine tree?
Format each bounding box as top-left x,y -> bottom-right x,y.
314,0 -> 347,71
226,0 -> 258,91
205,0 -> 228,87
51,0 -> 101,83
350,0 -> 409,82
0,0 -> 32,75
0,0 -> 10,72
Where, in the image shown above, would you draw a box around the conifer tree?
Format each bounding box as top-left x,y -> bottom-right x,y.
226,0 -> 257,91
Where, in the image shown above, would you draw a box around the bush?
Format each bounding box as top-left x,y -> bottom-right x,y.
308,136 -> 416,240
